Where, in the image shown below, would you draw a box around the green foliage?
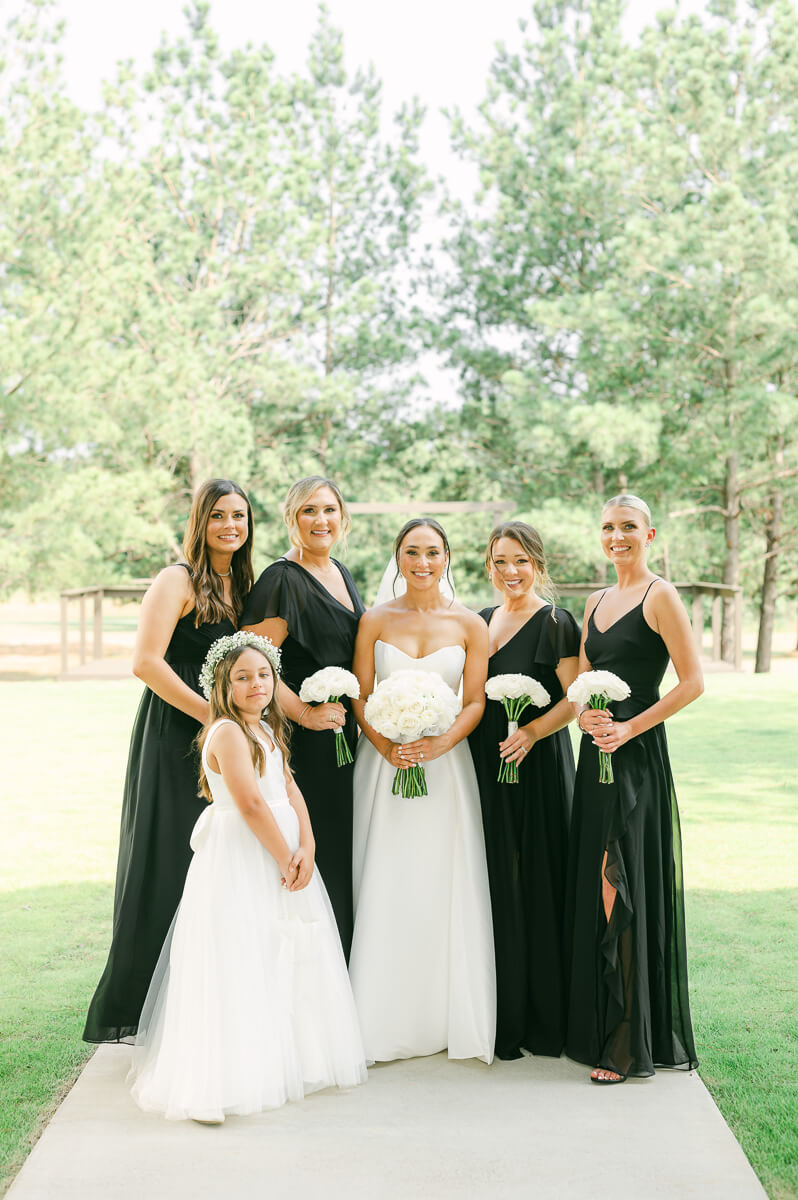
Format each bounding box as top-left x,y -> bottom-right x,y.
1,1 -> 431,594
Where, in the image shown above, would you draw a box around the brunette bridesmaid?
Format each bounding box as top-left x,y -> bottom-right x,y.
469,521 -> 579,1060
241,476 -> 365,957
84,479 -> 253,1042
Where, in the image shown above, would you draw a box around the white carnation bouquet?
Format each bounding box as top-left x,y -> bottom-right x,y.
567,670 -> 631,784
364,669 -> 460,798
299,667 -> 361,766
484,674 -> 551,784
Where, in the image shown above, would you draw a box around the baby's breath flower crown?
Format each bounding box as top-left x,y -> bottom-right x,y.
199,632 -> 282,700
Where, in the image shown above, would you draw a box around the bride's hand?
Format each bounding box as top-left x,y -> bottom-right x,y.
396,734 -> 449,765
300,701 -> 346,733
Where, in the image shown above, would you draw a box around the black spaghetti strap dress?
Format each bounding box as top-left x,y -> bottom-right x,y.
240,558 -> 365,959
564,582 -> 698,1077
469,604 -> 579,1059
84,600 -> 235,1043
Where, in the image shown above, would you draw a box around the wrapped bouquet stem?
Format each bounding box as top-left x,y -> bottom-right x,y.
485,674 -> 551,784
299,667 -> 360,767
364,669 -> 461,799
567,670 -> 631,785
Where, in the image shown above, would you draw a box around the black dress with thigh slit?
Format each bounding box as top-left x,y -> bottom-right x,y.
240,559 -> 364,959
563,584 -> 698,1077
84,602 -> 234,1043
469,604 -> 579,1059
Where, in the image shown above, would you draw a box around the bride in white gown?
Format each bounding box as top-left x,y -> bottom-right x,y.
349,519 -> 496,1063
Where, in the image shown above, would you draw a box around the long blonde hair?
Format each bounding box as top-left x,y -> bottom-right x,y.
283,475 -> 351,553
196,645 -> 291,802
485,521 -> 558,606
182,478 -> 254,627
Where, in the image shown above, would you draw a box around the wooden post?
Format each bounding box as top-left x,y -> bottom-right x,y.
60,595 -> 69,675
734,589 -> 743,671
712,593 -> 722,661
691,590 -> 703,656
93,590 -> 103,659
79,594 -> 87,665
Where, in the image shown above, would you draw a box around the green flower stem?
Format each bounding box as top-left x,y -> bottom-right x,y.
327,694 -> 353,767
391,763 -> 428,798
496,697 -> 532,785
589,693 -> 614,785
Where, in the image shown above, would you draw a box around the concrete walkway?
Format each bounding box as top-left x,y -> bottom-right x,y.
8,1047 -> 765,1199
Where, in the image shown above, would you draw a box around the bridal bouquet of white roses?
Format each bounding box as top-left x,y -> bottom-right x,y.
484,674 -> 551,784
567,670 -> 631,784
364,669 -> 460,798
299,667 -> 361,766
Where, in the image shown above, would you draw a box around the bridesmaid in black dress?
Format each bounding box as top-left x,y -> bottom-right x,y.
469,522 -> 579,1060
84,479 -> 254,1042
241,476 -> 365,958
564,494 -> 702,1082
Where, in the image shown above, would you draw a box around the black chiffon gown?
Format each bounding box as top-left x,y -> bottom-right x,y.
240,558 -> 365,959
84,604 -> 235,1043
469,604 -> 580,1060
564,584 -> 698,1078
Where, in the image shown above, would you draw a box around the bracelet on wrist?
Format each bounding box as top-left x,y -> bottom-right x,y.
298,704 -> 310,728
577,710 -> 589,734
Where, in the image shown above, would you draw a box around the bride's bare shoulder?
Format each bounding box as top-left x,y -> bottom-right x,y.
450,603 -> 487,637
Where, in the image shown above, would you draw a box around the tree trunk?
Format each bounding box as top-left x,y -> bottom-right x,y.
720,452 -> 740,664
755,437 -> 785,673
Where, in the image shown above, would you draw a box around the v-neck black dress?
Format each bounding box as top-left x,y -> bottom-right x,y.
469,604 -> 580,1059
241,558 -> 365,958
563,586 -> 698,1077
84,604 -> 235,1043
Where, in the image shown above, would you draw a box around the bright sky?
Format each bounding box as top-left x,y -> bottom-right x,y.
53,0 -> 674,181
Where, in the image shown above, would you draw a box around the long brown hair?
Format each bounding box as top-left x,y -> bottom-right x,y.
485,521 -> 558,607
197,645 -> 291,802
182,478 -> 254,626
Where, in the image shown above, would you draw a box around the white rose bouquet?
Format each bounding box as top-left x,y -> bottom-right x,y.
299,667 -> 361,767
484,674 -> 551,784
567,670 -> 631,784
364,669 -> 461,798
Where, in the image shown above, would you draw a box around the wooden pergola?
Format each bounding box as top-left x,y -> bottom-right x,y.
556,581 -> 743,669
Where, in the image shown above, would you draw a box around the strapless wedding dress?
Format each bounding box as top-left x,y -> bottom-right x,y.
349,641 -> 496,1063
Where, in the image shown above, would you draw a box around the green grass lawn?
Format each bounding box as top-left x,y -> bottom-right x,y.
1,672 -> 797,1197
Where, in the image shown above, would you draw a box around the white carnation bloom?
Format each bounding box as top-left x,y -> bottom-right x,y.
300,666 -> 360,703
567,670 -> 630,706
485,673 -> 551,708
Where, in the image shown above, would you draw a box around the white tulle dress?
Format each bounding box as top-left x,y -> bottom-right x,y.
129,719 -> 367,1121
349,642 -> 496,1063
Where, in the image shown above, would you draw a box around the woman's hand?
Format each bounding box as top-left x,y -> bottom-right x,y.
578,706 -> 613,737
287,844 -> 315,891
499,725 -> 535,765
592,720 -> 634,753
300,701 -> 346,732
393,734 -> 450,766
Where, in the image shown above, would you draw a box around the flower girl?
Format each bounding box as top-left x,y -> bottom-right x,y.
129,632 -> 367,1122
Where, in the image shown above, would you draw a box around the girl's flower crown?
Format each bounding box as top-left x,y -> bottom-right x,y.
199,632 -> 282,700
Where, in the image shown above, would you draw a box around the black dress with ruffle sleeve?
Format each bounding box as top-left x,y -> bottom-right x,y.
469,604 -> 579,1059
240,558 -> 365,958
